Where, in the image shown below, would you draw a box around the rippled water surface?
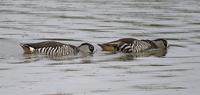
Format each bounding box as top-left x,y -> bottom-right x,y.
0,0 -> 200,95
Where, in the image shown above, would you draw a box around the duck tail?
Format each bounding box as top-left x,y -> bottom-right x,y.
20,43 -> 34,54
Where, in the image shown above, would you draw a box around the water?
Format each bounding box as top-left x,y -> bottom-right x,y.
0,0 -> 200,95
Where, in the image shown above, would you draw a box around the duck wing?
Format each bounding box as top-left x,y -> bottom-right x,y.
20,41 -> 68,54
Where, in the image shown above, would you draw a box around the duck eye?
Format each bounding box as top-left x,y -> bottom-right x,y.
89,46 -> 93,49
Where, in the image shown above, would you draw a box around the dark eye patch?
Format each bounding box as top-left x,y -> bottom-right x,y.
89,46 -> 94,51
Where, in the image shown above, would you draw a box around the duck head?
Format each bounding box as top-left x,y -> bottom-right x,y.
79,43 -> 94,54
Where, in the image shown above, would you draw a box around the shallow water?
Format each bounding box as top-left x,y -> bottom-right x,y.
0,0 -> 200,95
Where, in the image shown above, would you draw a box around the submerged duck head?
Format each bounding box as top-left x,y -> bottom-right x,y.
79,43 -> 94,54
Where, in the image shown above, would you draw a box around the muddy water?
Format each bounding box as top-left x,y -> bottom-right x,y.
0,0 -> 200,95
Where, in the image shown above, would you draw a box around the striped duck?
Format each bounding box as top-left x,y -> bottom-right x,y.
98,38 -> 167,53
20,41 -> 94,56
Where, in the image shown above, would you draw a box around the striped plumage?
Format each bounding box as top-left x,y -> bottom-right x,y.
98,38 -> 167,53
20,41 -> 94,56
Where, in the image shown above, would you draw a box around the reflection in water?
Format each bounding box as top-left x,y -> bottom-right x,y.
126,68 -> 190,74
8,54 -> 41,64
22,52 -> 94,64
117,48 -> 167,61
45,93 -> 73,95
153,74 -> 177,78
0,68 -> 11,71
131,84 -> 186,90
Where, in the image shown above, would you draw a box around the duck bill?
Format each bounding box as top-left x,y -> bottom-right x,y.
98,43 -> 116,51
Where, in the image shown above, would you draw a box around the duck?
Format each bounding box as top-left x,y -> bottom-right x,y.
20,41 -> 94,56
98,38 -> 167,53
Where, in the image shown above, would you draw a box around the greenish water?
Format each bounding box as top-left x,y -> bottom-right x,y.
0,0 -> 200,95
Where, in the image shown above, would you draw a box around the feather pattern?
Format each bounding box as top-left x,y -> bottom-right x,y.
118,39 -> 154,53
20,41 -> 79,56
98,38 -> 167,53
